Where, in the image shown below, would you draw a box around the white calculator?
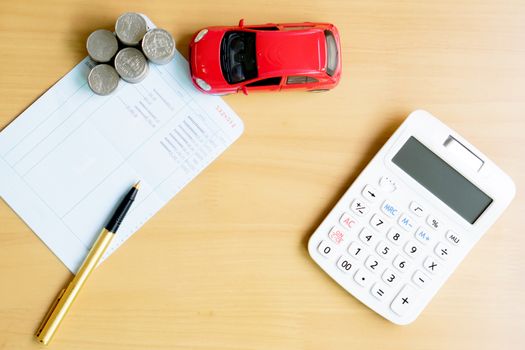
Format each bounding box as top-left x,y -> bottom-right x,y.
308,110 -> 515,325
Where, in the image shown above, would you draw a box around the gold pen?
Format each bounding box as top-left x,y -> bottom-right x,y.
35,181 -> 140,345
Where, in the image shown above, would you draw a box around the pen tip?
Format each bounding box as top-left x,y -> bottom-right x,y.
133,181 -> 141,189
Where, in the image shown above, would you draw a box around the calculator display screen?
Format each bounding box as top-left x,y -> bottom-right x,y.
392,136 -> 492,224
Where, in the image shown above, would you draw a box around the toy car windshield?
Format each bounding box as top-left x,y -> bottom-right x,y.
221,31 -> 258,84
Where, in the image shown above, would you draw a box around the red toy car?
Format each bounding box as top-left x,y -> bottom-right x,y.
189,20 -> 342,95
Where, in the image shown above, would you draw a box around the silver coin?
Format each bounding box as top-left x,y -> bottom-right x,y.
114,47 -> 149,83
141,28 -> 176,65
115,12 -> 148,46
88,64 -> 120,95
86,29 -> 118,63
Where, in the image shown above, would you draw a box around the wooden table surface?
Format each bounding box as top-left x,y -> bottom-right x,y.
1,1 -> 524,349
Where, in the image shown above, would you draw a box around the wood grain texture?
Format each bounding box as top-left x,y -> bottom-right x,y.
1,0 -> 524,349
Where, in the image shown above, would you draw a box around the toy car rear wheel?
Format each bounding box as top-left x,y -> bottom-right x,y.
308,89 -> 330,93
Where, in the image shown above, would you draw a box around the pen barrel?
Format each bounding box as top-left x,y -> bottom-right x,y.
35,229 -> 115,345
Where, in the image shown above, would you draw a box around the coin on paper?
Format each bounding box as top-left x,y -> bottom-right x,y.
141,28 -> 176,65
86,29 -> 119,63
88,64 -> 120,95
115,12 -> 148,46
114,47 -> 149,83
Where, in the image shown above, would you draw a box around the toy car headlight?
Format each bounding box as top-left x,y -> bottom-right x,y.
195,78 -> 211,91
194,29 -> 208,43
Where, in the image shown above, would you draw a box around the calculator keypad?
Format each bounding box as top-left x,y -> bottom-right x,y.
313,177 -> 463,322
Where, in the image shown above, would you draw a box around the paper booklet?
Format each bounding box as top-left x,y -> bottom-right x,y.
0,34 -> 243,273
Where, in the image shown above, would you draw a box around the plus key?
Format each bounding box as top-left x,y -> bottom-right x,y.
391,284 -> 417,316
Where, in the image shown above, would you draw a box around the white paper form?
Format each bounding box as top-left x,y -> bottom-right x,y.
0,52 -> 243,273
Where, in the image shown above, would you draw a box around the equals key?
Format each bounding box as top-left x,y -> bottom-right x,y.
371,283 -> 389,300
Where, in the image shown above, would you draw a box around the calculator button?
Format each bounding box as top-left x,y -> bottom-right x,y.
371,282 -> 390,301
350,199 -> 369,216
427,214 -> 442,231
381,199 -> 400,219
339,212 -> 358,231
365,255 -> 384,274
382,268 -> 400,287
446,230 -> 461,245
392,255 -> 411,273
398,213 -> 416,232
359,227 -> 379,246
412,270 -> 430,288
337,255 -> 355,274
370,214 -> 388,233
354,269 -> 373,287
390,284 -> 417,316
378,176 -> 397,192
328,226 -> 347,245
414,226 -> 434,245
347,241 -> 366,260
362,185 -> 379,203
404,240 -> 422,259
317,241 -> 337,259
376,241 -> 394,259
409,201 -> 425,217
387,227 -> 406,246
434,242 -> 451,260
423,256 -> 442,274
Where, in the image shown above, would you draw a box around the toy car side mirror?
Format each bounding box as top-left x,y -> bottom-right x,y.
238,19 -> 245,28
241,85 -> 248,95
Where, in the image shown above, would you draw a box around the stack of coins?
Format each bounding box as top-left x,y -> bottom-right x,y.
86,12 -> 176,95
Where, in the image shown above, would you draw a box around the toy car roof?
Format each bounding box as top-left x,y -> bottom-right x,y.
255,29 -> 328,77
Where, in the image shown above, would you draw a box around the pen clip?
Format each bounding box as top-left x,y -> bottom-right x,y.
35,288 -> 66,337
